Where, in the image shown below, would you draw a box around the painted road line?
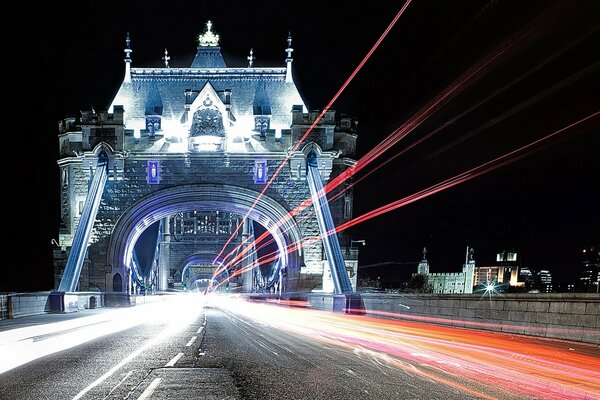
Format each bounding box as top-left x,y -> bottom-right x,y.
186,336 -> 197,347
137,378 -> 162,400
165,353 -> 184,367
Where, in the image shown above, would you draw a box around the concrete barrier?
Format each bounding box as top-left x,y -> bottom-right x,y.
6,292 -> 52,319
307,293 -> 600,344
0,292 -> 105,319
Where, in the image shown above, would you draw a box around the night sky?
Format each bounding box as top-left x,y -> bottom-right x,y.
2,1 -> 599,292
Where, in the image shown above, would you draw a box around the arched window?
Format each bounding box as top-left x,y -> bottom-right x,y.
113,273 -> 123,292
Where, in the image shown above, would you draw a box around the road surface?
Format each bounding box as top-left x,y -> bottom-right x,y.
0,294 -> 598,399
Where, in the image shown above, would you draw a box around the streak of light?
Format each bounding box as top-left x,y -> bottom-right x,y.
213,295 -> 600,399
0,294 -> 203,375
334,109 -> 600,233
214,16 -> 542,277
212,109 -> 600,287
347,309 -> 599,341
209,1 -> 413,280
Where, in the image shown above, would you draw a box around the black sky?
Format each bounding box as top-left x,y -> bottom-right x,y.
2,0 -> 599,292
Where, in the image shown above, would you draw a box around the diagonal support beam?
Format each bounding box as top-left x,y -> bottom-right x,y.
58,162 -> 108,292
306,153 -> 353,294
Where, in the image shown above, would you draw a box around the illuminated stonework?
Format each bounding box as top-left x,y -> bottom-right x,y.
55,25 -> 359,295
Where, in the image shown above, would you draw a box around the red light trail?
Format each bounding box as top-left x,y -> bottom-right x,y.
216,296 -> 600,399
209,0 -> 413,274
212,3 -> 597,291
210,109 -> 600,289
218,7 -> 547,273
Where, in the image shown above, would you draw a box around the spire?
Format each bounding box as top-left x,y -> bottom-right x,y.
417,247 -> 430,275
247,48 -> 255,68
124,32 -> 132,82
162,48 -> 170,68
465,246 -> 475,264
285,32 -> 294,83
198,20 -> 220,47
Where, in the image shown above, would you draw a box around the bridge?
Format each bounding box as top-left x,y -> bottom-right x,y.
52,22 -> 359,307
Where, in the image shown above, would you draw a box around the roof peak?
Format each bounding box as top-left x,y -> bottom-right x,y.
198,20 -> 220,47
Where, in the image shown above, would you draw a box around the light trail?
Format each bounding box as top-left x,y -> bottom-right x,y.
315,22 -> 540,211
0,295 -> 203,375
214,3 -> 593,288
330,33 -> 600,200
214,6 -> 546,274
211,109 -> 600,287
214,296 -> 600,399
335,109 -> 600,233
209,0 -> 414,281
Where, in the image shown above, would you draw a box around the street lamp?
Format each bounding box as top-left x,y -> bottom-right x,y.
351,240 -> 366,246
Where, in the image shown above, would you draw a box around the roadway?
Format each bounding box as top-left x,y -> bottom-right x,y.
0,294 -> 599,399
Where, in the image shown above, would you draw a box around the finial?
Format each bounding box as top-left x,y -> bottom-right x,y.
247,48 -> 255,68
162,48 -> 170,68
422,247 -> 427,260
124,32 -> 132,63
198,20 -> 220,47
285,31 -> 294,83
124,32 -> 132,82
285,31 -> 294,61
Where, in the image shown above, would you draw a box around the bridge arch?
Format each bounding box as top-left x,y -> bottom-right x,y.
179,253 -> 228,289
106,184 -> 303,293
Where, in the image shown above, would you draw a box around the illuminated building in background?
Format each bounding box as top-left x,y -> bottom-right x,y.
474,250 -> 521,289
578,245 -> 600,292
538,269 -> 553,293
417,247 -> 430,275
426,247 -> 475,294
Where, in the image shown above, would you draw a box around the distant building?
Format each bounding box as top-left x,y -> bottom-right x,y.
578,245 -> 600,292
417,247 -> 430,275
538,269 -> 553,293
474,250 -> 520,287
421,247 -> 475,294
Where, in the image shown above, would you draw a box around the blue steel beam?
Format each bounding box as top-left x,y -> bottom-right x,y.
58,162 -> 108,292
306,153 -> 353,294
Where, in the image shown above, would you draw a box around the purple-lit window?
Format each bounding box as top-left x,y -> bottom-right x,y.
147,161 -> 160,184
254,161 -> 267,184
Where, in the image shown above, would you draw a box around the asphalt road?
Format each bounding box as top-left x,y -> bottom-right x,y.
0,294 -> 598,399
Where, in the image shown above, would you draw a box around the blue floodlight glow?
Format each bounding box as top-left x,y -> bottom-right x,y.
254,161 -> 267,184
147,161 -> 160,184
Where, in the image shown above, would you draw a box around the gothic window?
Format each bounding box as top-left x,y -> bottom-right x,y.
344,194 -> 353,219
254,116 -> 270,134
146,116 -> 161,134
191,108 -> 225,137
113,273 -> 123,292
61,168 -> 69,188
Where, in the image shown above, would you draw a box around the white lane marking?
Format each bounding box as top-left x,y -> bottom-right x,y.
196,326 -> 204,334
105,370 -> 133,397
137,378 -> 162,400
165,353 -> 183,367
186,336 -> 197,347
